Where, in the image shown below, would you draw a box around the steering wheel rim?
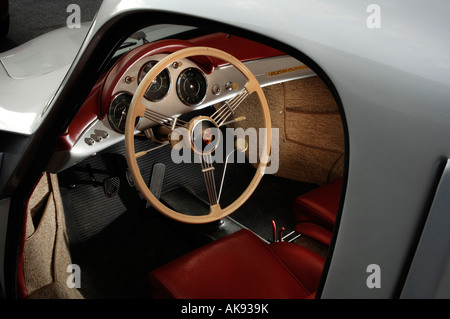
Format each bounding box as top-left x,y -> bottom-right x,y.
125,46 -> 271,224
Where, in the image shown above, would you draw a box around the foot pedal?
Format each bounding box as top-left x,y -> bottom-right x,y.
149,163 -> 165,200
104,177 -> 120,198
125,168 -> 136,188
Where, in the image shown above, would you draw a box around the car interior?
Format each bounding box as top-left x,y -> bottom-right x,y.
16,23 -> 346,299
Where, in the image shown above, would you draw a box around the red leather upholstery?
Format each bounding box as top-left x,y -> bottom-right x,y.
294,223 -> 333,246
268,241 -> 324,291
293,178 -> 342,245
149,229 -> 324,299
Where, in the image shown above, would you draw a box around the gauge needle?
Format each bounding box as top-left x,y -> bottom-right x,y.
118,110 -> 126,129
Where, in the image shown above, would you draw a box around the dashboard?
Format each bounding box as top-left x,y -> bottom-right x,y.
47,33 -> 316,173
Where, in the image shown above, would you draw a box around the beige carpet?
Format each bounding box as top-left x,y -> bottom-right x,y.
22,173 -> 83,299
232,75 -> 345,186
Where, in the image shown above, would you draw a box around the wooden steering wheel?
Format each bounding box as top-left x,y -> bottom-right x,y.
125,47 -> 271,224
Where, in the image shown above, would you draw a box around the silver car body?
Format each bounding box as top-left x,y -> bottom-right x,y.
0,0 -> 449,299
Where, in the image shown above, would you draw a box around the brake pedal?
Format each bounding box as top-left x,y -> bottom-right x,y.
104,177 -> 120,198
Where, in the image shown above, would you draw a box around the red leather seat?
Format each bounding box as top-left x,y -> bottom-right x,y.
293,178 -> 342,246
149,229 -> 325,299
295,222 -> 334,246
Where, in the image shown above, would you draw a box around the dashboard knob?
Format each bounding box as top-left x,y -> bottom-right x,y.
212,84 -> 221,95
86,137 -> 95,146
225,81 -> 239,91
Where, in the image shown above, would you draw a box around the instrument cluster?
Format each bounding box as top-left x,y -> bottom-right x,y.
107,54 -> 209,134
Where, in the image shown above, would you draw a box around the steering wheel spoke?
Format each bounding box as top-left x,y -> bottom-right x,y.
200,153 -> 219,206
211,88 -> 250,127
143,108 -> 188,131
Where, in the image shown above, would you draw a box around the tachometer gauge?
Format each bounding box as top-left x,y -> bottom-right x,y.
108,92 -> 139,134
138,61 -> 171,102
177,68 -> 207,106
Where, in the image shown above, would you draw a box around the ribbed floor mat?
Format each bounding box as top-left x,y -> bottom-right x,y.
58,136 -> 219,244
59,154 -> 133,245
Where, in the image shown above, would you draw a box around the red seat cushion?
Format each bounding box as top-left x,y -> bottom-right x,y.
149,229 -> 325,299
294,222 -> 333,246
268,241 -> 325,291
293,178 -> 342,230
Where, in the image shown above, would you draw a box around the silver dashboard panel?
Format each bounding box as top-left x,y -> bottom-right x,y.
47,54 -> 315,173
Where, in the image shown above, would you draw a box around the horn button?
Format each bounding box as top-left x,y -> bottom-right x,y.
189,116 -> 221,155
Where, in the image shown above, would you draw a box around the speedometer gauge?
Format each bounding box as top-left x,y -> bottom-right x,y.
177,68 -> 207,106
108,92 -> 139,134
138,61 -> 171,102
